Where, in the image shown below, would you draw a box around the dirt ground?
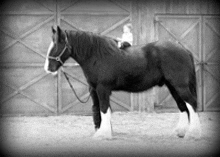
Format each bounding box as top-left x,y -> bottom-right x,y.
0,112 -> 220,157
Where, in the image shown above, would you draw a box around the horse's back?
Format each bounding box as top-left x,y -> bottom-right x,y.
156,41 -> 193,60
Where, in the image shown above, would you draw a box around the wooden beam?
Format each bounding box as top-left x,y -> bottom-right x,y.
180,20 -> 200,39
0,72 -> 48,104
0,11 -> 54,15
110,0 -> 130,13
60,0 -> 80,12
20,91 -> 56,113
204,66 -> 220,84
0,40 -> 17,54
61,69 -> 88,86
157,20 -> 196,54
0,63 -> 43,68
204,90 -> 220,110
60,18 -> 84,31
20,15 -> 55,39
61,11 -> 129,16
61,92 -> 91,113
110,97 -> 131,111
18,40 -> 46,59
34,0 -> 55,12
205,19 -> 220,40
0,16 -> 55,57
19,73 -> 48,91
0,91 -> 19,105
157,92 -> 172,106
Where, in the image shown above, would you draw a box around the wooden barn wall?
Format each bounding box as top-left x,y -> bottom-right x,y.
133,0 -> 220,44
131,0 -> 220,112
0,0 -> 219,116
0,0 -> 133,116
0,0 -> 58,116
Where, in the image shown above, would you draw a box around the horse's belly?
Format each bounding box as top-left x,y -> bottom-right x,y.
114,75 -> 157,93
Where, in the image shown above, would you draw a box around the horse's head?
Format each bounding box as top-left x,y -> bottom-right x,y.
44,26 -> 71,75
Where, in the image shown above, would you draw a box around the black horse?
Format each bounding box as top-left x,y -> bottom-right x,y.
44,26 -> 201,139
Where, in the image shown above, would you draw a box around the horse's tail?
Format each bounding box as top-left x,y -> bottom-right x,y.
188,52 -> 197,108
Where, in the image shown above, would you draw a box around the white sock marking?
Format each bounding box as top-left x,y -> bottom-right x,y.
93,108 -> 112,139
100,108 -> 111,131
175,111 -> 189,137
186,102 -> 201,139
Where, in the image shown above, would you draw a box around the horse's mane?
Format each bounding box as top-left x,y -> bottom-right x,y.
69,30 -> 121,60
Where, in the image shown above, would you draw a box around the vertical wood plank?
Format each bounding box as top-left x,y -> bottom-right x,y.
186,0 -> 200,14
131,1 -> 139,45
200,0 -> 208,14
56,0 -> 62,115
138,0 -> 166,112
130,1 -> 139,111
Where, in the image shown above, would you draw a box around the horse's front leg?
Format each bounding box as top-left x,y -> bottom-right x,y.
93,85 -> 112,140
90,87 -> 101,130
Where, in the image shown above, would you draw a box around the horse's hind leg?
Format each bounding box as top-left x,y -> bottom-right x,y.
168,82 -> 201,139
185,101 -> 201,139
165,82 -> 189,138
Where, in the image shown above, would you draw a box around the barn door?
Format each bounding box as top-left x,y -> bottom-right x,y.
0,0 -> 57,115
57,0 -> 132,115
155,15 -> 220,112
0,0 -> 132,116
154,15 -> 203,111
203,16 -> 220,111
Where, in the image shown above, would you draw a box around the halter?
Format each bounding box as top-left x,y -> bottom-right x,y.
48,31 -> 71,65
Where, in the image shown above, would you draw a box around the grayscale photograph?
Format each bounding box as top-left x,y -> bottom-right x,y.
0,0 -> 220,156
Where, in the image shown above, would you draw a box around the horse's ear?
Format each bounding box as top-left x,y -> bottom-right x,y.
57,26 -> 61,33
51,26 -> 56,34
57,26 -> 65,42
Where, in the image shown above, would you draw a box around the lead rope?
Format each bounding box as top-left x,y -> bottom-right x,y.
62,70 -> 91,103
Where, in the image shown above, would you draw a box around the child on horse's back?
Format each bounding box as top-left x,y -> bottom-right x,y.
117,23 -> 133,49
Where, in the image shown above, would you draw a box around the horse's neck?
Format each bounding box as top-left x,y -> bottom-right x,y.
70,50 -> 91,69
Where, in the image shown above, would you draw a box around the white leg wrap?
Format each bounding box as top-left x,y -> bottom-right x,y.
93,108 -> 112,139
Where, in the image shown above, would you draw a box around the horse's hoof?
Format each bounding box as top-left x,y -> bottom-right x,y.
177,131 -> 186,138
93,129 -> 112,140
174,127 -> 187,138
